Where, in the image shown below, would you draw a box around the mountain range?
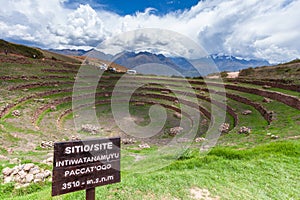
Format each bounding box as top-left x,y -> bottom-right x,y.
49,49 -> 270,76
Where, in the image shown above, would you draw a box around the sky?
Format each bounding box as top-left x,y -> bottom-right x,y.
0,0 -> 300,63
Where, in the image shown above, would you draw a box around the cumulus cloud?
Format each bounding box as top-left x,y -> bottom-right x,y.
96,28 -> 206,59
0,0 -> 299,63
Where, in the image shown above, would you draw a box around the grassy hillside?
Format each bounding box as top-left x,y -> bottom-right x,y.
239,59 -> 300,83
0,39 -> 82,64
0,42 -> 299,199
0,39 -> 44,59
41,50 -> 81,64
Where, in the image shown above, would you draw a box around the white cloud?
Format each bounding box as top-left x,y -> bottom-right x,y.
0,0 -> 299,62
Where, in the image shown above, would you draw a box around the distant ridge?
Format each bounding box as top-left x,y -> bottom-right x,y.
48,49 -> 88,56
211,54 -> 270,72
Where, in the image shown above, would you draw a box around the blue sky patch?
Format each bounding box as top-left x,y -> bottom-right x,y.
62,0 -> 200,15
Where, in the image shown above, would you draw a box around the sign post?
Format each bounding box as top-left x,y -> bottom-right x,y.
51,137 -> 121,199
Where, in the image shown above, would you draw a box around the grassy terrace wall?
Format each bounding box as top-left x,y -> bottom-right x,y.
227,78 -> 300,92
0,53 -> 300,200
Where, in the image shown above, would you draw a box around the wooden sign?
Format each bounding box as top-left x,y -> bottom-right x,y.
52,137 -> 121,197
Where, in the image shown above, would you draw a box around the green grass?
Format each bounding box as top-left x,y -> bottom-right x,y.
0,51 -> 300,200
0,39 -> 44,59
0,140 -> 298,200
225,89 -> 300,137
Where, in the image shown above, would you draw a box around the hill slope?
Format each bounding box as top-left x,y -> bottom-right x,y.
0,39 -> 82,64
0,39 -> 44,59
0,41 -> 299,200
239,59 -> 300,83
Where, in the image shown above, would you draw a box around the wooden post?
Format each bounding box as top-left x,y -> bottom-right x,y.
86,188 -> 95,200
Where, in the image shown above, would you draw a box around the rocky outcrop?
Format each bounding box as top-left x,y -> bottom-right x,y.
219,123 -> 230,133
2,163 -> 51,188
242,110 -> 252,115
81,124 -> 99,134
238,126 -> 251,134
169,127 -> 183,136
40,141 -> 54,148
12,110 -> 21,117
138,143 -> 150,149
121,138 -> 137,145
195,137 -> 207,142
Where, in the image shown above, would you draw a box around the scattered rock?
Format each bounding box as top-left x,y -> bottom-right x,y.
22,89 -> 29,92
271,135 -> 279,139
34,173 -> 44,180
219,123 -> 230,133
42,157 -> 53,165
2,167 -> 13,176
242,110 -> 252,115
4,176 -> 13,184
18,170 -> 27,179
199,91 -> 206,95
268,111 -> 276,121
161,90 -> 170,94
267,133 -> 272,136
238,126 -> 251,134
174,100 -> 179,104
134,102 -> 145,106
263,98 -> 272,103
23,163 -> 35,171
29,166 -> 41,175
121,138 -> 137,145
50,105 -> 57,111
40,141 -> 54,148
25,174 -> 34,183
71,135 -> 80,141
169,127 -> 183,136
44,170 -> 52,178
34,179 -> 42,183
195,137 -> 207,143
81,124 -> 99,134
138,143 -> 150,149
12,110 -> 21,117
173,112 -> 182,119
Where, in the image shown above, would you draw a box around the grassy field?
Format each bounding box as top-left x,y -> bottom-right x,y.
0,140 -> 299,200
0,42 -> 299,200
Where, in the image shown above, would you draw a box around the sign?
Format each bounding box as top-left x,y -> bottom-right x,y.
52,137 -> 121,196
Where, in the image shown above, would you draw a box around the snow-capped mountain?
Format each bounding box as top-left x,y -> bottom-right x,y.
49,49 -> 271,76
210,54 -> 270,72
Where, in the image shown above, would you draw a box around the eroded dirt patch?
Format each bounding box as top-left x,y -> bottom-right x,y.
190,187 -> 220,200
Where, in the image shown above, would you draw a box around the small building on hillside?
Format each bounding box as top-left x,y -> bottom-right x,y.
98,64 -> 107,70
126,69 -> 137,75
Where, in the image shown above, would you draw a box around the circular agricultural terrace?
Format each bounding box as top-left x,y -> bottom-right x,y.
0,54 -> 300,153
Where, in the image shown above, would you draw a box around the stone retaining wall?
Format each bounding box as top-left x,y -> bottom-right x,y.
207,83 -> 300,110
227,79 -> 300,92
